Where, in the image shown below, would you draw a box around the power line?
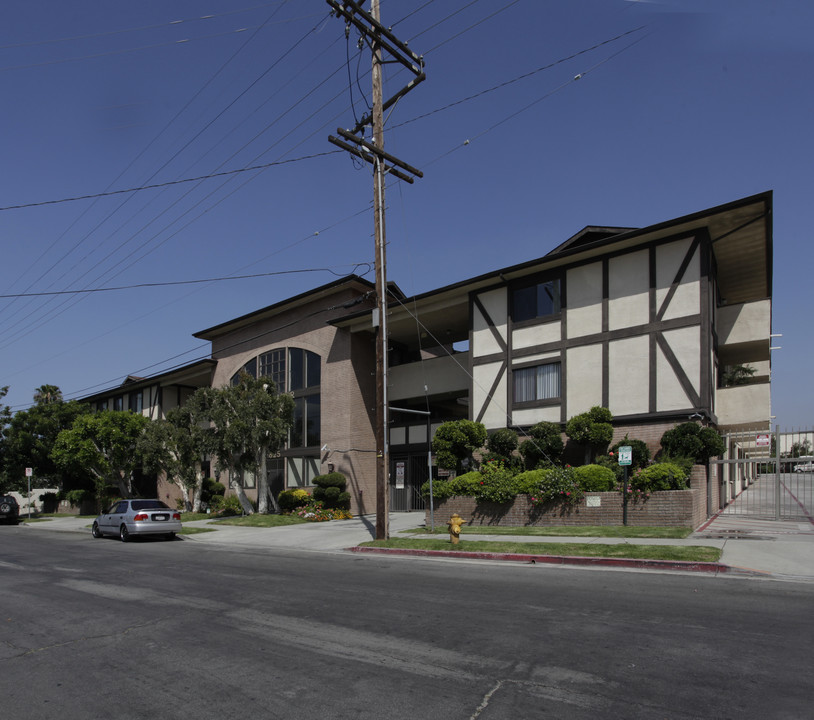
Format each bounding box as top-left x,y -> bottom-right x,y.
0,264 -> 373,299
0,151 -> 340,212
0,3 -> 291,49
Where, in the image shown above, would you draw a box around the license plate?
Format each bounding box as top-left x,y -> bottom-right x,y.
152,514 -> 168,521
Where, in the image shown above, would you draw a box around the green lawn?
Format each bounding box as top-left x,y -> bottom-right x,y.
405,525 -> 694,539
362,537 -> 721,563
211,514 -> 308,528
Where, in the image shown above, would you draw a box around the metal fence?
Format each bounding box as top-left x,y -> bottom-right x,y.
712,427 -> 814,521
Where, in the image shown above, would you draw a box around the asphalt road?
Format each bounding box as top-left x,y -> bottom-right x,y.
1,526 -> 812,719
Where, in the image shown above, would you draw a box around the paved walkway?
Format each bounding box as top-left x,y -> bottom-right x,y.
18,510 -> 814,582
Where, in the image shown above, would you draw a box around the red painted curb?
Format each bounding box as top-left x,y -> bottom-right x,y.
349,546 -> 729,573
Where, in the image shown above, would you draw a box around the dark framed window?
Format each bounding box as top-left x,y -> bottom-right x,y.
513,362 -> 561,403
259,349 -> 286,392
230,357 -> 257,385
113,396 -> 123,411
129,391 -> 143,413
513,279 -> 561,323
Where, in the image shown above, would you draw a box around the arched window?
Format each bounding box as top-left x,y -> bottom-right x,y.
229,347 -> 322,488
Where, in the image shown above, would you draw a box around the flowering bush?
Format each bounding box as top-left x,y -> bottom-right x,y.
474,460 -> 520,503
278,488 -> 311,512
296,500 -> 353,522
528,466 -> 583,506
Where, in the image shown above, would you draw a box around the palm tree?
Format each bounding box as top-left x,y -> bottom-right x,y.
33,385 -> 63,405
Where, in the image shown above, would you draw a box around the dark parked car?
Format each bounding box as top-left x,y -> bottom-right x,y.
92,499 -> 182,541
0,495 -> 20,524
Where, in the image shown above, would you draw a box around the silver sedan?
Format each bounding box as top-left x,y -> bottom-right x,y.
92,499 -> 182,541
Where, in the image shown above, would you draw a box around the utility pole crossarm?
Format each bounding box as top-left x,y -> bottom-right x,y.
325,0 -> 425,541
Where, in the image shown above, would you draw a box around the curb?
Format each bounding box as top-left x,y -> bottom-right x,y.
349,546 -> 731,573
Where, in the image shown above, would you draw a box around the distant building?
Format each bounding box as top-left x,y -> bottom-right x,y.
85,191 -> 773,515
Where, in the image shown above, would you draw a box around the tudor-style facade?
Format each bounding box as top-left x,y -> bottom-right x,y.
83,192 -> 772,516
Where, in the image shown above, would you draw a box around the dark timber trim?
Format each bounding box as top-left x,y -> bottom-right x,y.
655,332 -> 702,408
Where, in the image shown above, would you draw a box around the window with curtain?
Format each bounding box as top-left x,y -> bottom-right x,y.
513,362 -> 561,403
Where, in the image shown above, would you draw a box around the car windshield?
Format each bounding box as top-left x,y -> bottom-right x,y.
131,500 -> 169,511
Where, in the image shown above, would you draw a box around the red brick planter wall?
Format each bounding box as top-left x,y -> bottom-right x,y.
426,465 -> 712,529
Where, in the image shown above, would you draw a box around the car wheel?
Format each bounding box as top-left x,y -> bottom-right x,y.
92,522 -> 102,538
119,524 -> 130,542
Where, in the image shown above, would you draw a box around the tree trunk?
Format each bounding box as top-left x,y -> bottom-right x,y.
257,455 -> 269,514
191,471 -> 204,513
229,473 -> 254,515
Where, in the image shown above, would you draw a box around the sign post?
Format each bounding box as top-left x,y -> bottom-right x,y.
618,446 -> 632,526
25,467 -> 33,519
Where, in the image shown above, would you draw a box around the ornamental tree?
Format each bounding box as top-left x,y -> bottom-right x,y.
191,375 -> 294,514
51,410 -> 151,503
139,404 -> 217,512
0,386 -> 89,494
432,420 -> 488,474
659,422 -> 725,465
566,406 -> 614,465
519,421 -> 564,469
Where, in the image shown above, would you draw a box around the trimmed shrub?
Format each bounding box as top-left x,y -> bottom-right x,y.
432,420 -> 488,473
519,421 -> 564,469
278,488 -> 310,512
572,464 -> 616,492
566,406 -> 613,463
312,472 -> 348,509
219,495 -> 244,516
529,466 -> 583,506
660,423 -> 725,464
312,472 -> 347,490
487,428 -> 518,458
630,462 -> 688,493
474,460 -> 519,504
202,478 -> 226,504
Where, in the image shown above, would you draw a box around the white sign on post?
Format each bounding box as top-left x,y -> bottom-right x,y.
618,446 -> 633,466
756,434 -> 771,448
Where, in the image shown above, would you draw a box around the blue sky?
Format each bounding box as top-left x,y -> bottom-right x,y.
0,0 -> 810,427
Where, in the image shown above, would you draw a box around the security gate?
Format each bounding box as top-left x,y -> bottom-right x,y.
389,454 -> 429,512
712,427 -> 814,521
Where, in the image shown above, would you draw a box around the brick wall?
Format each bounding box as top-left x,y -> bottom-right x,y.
428,488 -> 707,529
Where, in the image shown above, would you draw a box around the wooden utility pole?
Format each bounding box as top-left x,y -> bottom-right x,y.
327,0 -> 425,540
370,0 -> 389,540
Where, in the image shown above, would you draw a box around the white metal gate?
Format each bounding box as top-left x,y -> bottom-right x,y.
712,427 -> 814,521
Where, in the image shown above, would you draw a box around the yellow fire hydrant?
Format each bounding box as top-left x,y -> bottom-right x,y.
447,513 -> 467,544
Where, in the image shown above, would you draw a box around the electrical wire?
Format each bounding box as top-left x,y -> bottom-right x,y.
0,3 -> 290,49
0,263 -> 373,299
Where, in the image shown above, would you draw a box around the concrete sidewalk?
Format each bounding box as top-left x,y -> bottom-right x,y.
20,512 -> 814,582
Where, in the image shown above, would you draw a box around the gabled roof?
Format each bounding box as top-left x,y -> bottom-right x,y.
547,226 -> 636,255
80,359 -> 216,403
330,191 -> 773,350
193,275 -> 376,340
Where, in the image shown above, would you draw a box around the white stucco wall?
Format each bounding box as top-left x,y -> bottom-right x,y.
566,343 -> 602,416
608,249 -> 649,330
472,288 -> 507,356
513,321 -> 560,349
566,261 -> 602,338
716,300 -> 771,345
473,361 -> 507,429
656,237 -> 700,320
657,326 -> 700,409
608,335 -> 650,416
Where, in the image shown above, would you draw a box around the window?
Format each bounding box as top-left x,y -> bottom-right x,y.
286,457 -> 319,488
513,279 -> 561,322
129,391 -> 143,413
230,357 -> 257,385
259,349 -> 286,392
113,396 -> 123,411
513,362 -> 561,403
